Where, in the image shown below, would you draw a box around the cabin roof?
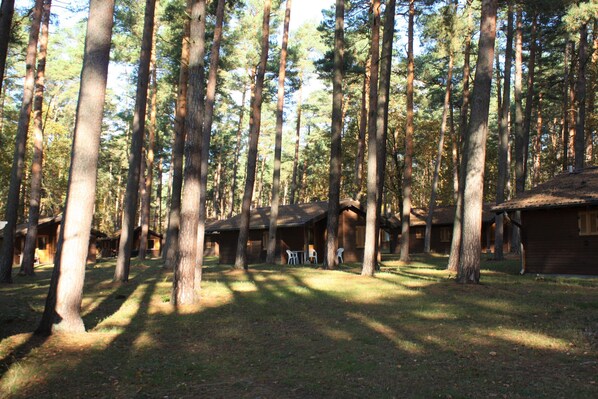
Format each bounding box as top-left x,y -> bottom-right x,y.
206,199 -> 362,232
409,204 -> 495,227
492,167 -> 598,212
0,214 -> 107,238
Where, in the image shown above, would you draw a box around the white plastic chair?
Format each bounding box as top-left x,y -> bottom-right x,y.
286,249 -> 298,265
336,247 -> 344,264
308,249 -> 318,264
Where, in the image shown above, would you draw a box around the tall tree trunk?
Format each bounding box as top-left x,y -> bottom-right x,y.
457,0 -> 497,284
114,0 -> 156,282
289,71 -> 303,205
425,48 -> 454,254
588,20 -> 597,165
0,0 -> 15,97
522,12 -> 537,182
532,91 -> 543,186
361,0 -> 381,276
575,23 -> 588,170
562,41 -> 571,170
399,0 -> 415,263
353,64 -> 369,199
494,0 -> 513,260
447,0 -> 473,272
36,0 -> 114,334
139,4 -> 160,260
234,0 -> 271,270
196,0 -> 225,278
20,0 -> 51,276
511,4 -> 524,254
0,0 -> 43,283
568,42 -> 576,166
363,0 -> 395,276
266,0 -> 291,265
375,0 -> 396,265
162,1 -> 190,270
173,0 -> 206,305
324,0 -> 345,269
228,79 -> 249,217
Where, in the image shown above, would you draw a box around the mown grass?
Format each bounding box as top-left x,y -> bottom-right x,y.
1,254 -> 597,398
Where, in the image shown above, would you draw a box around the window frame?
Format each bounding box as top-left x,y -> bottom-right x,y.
579,211 -> 598,236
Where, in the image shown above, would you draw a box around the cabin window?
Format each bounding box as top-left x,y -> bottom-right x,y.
355,225 -> 365,248
205,240 -> 213,249
148,239 -> 155,250
579,211 -> 598,236
415,229 -> 423,239
262,231 -> 269,248
440,227 -> 451,242
37,236 -> 48,250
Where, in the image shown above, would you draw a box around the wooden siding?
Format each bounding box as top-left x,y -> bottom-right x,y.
214,207 -> 367,265
408,223 -> 510,254
522,206 -> 598,275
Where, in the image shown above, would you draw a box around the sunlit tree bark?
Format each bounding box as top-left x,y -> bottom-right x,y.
173,0 -> 207,305
163,0 -> 190,270
0,0 -> 43,283
234,0 -> 271,270
196,0 -> 225,278
494,0 -> 513,260
139,2 -> 160,260
36,0 -> 114,334
361,0 -> 381,276
267,0 -> 292,265
324,0 -> 344,269
21,0 -> 52,276
399,0 -> 415,263
457,0 -> 498,284
114,0 -> 157,282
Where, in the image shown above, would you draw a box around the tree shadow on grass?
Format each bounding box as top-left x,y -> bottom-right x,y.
2,264 -> 598,398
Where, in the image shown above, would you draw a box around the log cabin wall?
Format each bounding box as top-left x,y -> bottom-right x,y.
522,206 -> 598,275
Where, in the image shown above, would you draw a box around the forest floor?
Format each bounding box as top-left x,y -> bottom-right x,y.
1,253 -> 597,398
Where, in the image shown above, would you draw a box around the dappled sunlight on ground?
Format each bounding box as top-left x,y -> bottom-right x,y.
1,254 -> 597,397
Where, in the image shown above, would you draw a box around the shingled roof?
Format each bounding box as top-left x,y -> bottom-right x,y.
492,167 -> 598,212
206,199 -> 362,232
409,204 -> 495,227
0,214 -> 107,238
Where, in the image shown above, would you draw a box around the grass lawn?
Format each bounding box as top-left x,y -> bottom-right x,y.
1,254 -> 597,398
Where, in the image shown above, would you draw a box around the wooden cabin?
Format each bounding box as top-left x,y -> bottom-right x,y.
205,199 -> 367,265
406,204 -> 510,254
99,226 -> 163,258
0,215 -> 106,265
493,167 -> 598,275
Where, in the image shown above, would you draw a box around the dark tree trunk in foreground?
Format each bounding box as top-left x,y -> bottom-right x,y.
363,0 -> 395,276
399,0 -> 415,263
0,0 -> 15,97
511,5 -> 523,254
234,0 -> 271,270
114,0 -> 156,282
196,0 -> 225,278
21,0 -> 52,276
362,0 -> 381,276
324,0 -> 344,269
457,0 -> 497,284
163,2 -> 190,270
575,23 -> 588,170
425,48 -> 454,254
173,0 -> 206,305
0,0 -> 43,283
36,0 -> 114,335
447,0 -> 473,273
266,0 -> 291,265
